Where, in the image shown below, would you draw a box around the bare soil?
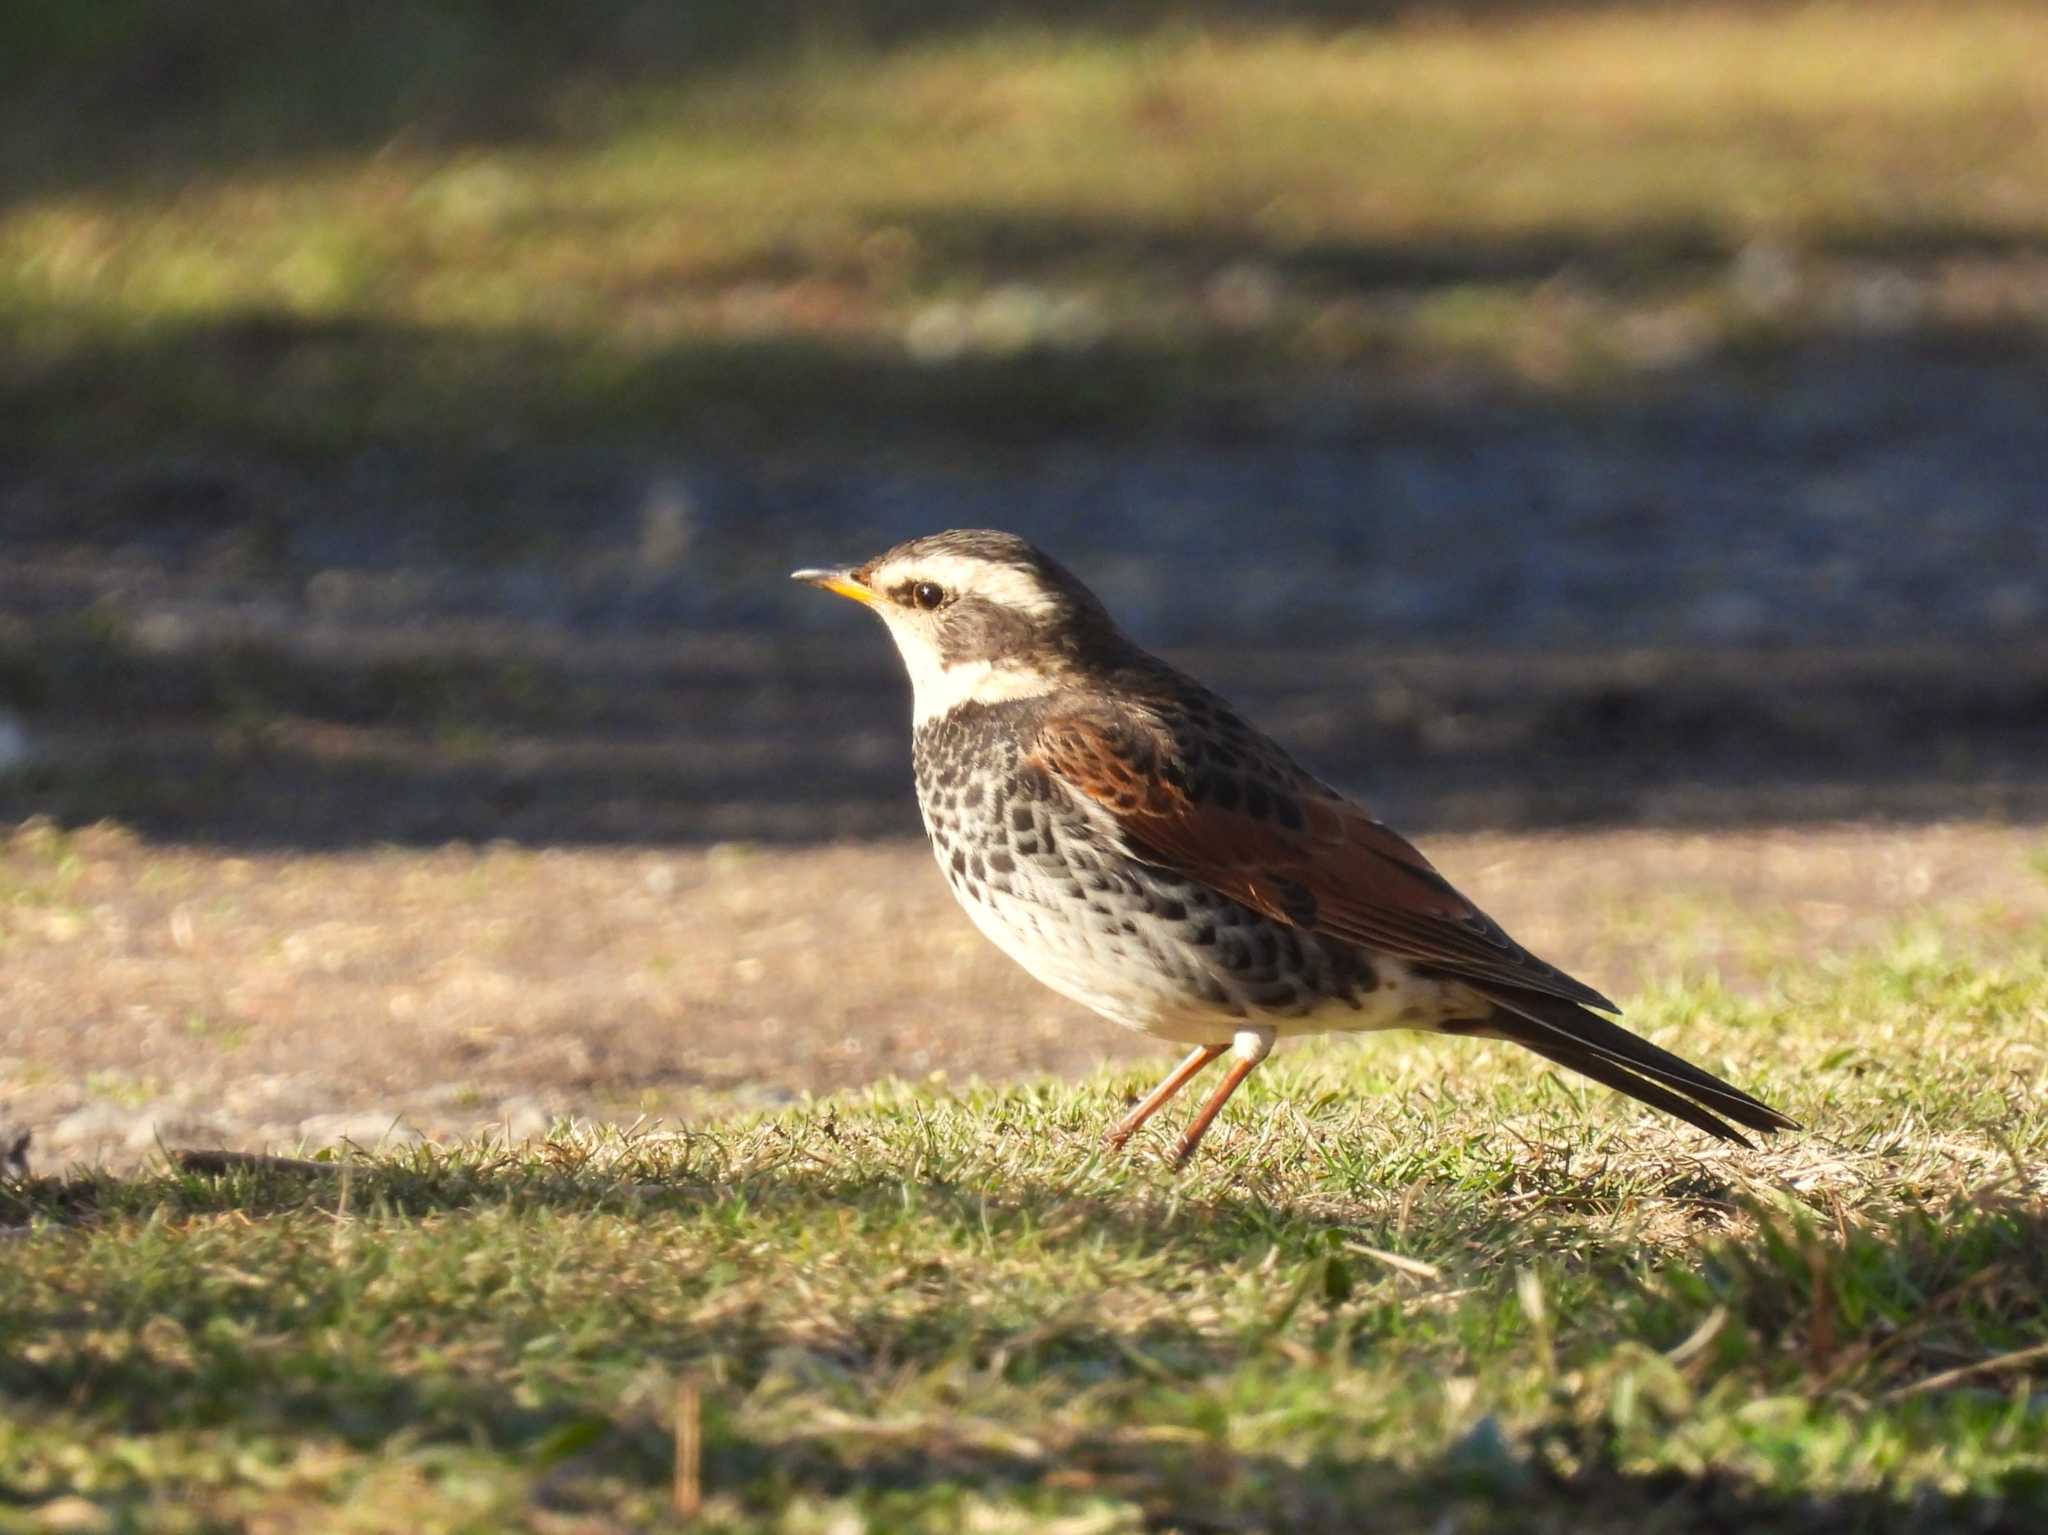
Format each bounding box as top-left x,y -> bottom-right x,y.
5,818 -> 2041,1171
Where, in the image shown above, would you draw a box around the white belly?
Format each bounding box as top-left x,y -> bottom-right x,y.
933,841 -> 1455,1048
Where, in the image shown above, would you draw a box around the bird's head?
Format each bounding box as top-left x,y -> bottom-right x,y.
793,529 -> 1126,722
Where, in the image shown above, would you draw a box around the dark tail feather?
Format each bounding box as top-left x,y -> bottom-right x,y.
1494,1031 -> 1761,1145
1444,984 -> 1797,1147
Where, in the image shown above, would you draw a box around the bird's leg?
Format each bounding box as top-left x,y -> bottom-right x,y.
1103,1044 -> 1225,1150
1171,1028 -> 1275,1167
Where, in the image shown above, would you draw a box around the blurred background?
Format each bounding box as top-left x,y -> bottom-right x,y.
3,1 -> 2048,1163
2,0 -> 2045,847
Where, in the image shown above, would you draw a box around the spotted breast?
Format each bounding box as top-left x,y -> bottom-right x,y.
797,527 -> 1795,1163
911,697 -> 1455,1047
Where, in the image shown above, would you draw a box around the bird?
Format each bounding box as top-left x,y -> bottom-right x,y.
793,530 -> 1793,1165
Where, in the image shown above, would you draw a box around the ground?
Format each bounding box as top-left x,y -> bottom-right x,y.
2,823 -> 2046,1531
3,820 -> 2044,1168
5,1 -> 2048,1528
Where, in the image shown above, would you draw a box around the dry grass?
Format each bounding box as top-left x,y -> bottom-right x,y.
3,943 -> 2047,1529
4,819 -> 2044,1164
2,819 -> 2046,1527
4,4 -> 2048,1522
6,2 -> 2047,457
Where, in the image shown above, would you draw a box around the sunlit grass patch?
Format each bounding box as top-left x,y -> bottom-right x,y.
4,2 -> 2047,461
4,928 -> 2046,1530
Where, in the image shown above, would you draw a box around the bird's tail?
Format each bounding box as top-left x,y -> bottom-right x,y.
1441,983 -> 1796,1147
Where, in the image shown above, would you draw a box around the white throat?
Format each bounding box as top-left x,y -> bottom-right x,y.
902,652 -> 1056,725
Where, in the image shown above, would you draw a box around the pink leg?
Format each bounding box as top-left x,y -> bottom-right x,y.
1171,1029 -> 1275,1167
1103,1044 -> 1225,1149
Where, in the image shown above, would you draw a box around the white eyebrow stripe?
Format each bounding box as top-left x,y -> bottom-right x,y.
871,553 -> 1061,618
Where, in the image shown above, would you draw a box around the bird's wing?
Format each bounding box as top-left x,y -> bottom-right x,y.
1029,700 -> 1617,1012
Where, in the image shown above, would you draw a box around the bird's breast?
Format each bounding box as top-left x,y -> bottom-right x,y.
910,702 -> 1401,1042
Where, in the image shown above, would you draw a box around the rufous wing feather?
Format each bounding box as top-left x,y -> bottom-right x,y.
1030,701 -> 1617,1011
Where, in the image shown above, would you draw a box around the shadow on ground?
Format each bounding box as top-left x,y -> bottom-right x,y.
4,204 -> 2044,848
879,207 -> 2048,297
9,212 -> 2048,465
3,622 -> 2046,848
6,1154 -> 2046,1530
2,1 -> 1828,207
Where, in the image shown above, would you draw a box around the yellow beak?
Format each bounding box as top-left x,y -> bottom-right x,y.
790,566 -> 876,606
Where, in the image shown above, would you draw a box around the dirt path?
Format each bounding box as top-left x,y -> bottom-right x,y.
4,819 -> 2042,1171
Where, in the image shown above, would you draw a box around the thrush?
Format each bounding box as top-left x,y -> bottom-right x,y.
794,530 -> 1793,1165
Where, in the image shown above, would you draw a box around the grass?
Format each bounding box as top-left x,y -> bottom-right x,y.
4,4 -> 2048,1524
5,1 -> 2048,461
5,926 -> 2047,1531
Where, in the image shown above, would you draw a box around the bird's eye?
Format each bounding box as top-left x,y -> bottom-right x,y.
912,581 -> 946,610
